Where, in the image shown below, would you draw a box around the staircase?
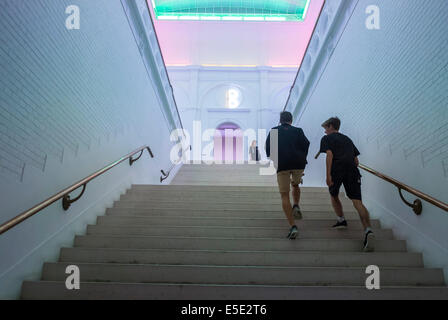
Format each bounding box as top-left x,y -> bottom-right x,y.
21,163 -> 448,299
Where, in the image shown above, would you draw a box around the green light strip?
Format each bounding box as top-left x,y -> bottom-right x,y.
156,14 -> 302,22
152,0 -> 310,22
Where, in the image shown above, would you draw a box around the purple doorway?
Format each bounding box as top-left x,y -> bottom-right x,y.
214,122 -> 243,163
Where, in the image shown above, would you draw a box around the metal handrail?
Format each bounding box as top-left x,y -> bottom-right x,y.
357,163 -> 447,215
314,151 -> 448,215
0,146 -> 154,235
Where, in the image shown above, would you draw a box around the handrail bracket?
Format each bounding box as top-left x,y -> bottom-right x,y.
398,187 -> 423,216
160,170 -> 169,183
62,183 -> 87,211
129,147 -> 154,166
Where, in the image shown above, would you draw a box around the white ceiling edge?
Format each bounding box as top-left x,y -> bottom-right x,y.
166,65 -> 299,72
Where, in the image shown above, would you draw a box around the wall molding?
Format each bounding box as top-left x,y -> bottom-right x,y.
121,0 -> 182,132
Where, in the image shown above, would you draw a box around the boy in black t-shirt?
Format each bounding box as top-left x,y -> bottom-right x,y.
319,117 -> 374,252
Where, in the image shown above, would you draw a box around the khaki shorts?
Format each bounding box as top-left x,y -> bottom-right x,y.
277,170 -> 304,193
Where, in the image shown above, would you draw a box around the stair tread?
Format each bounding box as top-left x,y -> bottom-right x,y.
22,281 -> 448,300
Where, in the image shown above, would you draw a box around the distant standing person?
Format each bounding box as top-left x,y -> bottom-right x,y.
265,111 -> 310,240
249,140 -> 260,162
319,117 -> 375,252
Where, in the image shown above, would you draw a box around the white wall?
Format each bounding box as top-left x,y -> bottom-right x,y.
288,0 -> 448,281
0,0 -> 181,298
167,66 -> 297,161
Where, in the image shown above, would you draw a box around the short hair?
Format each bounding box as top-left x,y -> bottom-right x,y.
280,111 -> 293,124
321,117 -> 341,130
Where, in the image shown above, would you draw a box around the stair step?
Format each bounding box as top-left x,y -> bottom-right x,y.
59,247 -> 423,267
105,208 -> 362,219
22,281 -> 448,300
120,195 -> 353,205
171,182 -> 279,186
96,216 -> 381,229
125,189 -> 335,197
86,225 -> 393,239
130,185 -> 328,193
112,202 -> 358,212
41,263 -> 445,286
74,235 -> 407,252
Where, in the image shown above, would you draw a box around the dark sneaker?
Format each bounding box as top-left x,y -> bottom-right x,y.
292,205 -> 303,220
287,226 -> 298,240
363,231 -> 375,252
332,220 -> 348,229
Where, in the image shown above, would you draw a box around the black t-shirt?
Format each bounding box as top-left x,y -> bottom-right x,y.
265,124 -> 310,172
319,132 -> 360,174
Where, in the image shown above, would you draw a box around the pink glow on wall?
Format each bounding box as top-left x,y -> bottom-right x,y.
148,0 -> 325,67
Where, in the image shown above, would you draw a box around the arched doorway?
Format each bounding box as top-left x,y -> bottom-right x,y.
214,122 -> 243,164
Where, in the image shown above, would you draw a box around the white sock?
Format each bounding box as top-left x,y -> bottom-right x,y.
338,216 -> 345,222
365,227 -> 372,234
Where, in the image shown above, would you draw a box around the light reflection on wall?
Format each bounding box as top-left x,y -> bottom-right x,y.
148,0 -> 325,68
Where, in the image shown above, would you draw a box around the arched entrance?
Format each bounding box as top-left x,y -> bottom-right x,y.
214,122 -> 243,163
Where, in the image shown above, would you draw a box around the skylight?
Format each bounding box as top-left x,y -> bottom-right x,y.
151,0 -> 311,22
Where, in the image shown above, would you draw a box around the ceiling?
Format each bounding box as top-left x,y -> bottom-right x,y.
149,0 -> 324,68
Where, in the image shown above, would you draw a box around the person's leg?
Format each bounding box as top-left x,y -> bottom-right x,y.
281,192 -> 295,227
344,169 -> 371,229
291,170 -> 304,206
291,170 -> 304,219
344,170 -> 374,251
292,184 -> 300,206
352,200 -> 372,230
331,195 -> 345,218
329,176 -> 344,218
329,177 -> 347,228
352,199 -> 375,252
277,172 -> 296,227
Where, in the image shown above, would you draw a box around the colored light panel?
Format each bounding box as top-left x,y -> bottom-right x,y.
152,0 -> 311,22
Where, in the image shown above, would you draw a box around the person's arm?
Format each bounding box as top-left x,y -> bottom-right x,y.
326,150 -> 334,187
265,132 -> 271,158
298,129 -> 310,157
353,144 -> 360,167
319,136 -> 333,186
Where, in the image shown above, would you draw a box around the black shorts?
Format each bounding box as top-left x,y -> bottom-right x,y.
329,167 -> 362,200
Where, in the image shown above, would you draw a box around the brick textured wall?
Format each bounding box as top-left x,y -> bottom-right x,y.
0,0 -> 172,181
293,0 -> 448,275
297,0 -> 448,182
0,0 -> 181,298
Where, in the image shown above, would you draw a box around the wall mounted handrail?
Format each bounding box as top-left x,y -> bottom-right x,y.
357,163 -> 447,215
0,146 -> 154,235
314,151 -> 448,215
